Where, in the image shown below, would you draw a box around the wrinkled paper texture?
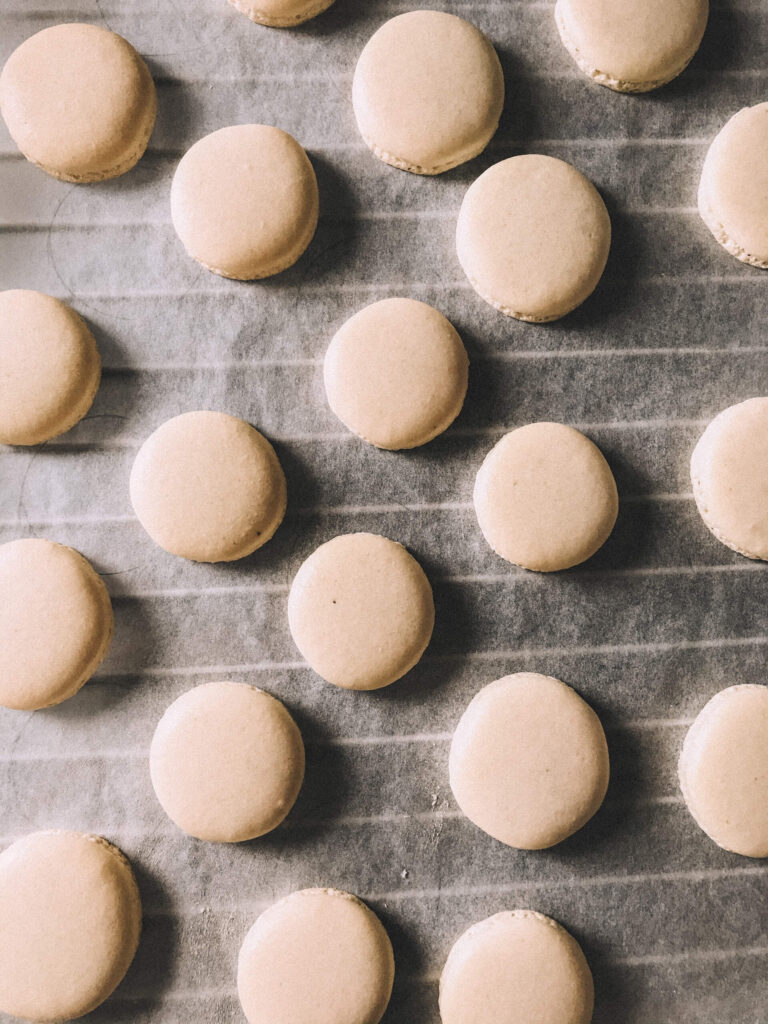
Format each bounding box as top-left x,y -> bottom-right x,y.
2,1 -> 768,1020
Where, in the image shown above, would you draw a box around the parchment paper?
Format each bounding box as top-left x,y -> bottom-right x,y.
2,1 -> 768,1021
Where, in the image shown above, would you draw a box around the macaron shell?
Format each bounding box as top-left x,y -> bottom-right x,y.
228,0 -> 335,26
473,422 -> 619,571
449,673 -> 610,849
439,910 -> 594,1024
0,830 -> 142,1022
170,124 -> 319,280
456,155 -> 611,321
287,532 -> 435,690
698,103 -> 768,267
690,397 -> 768,559
555,0 -> 708,92
130,411 -> 287,563
238,888 -> 394,1024
323,297 -> 469,449
679,685 -> 768,857
0,23 -> 156,182
150,682 -> 305,842
0,538 -> 114,711
0,289 -> 101,446
352,10 -> 504,174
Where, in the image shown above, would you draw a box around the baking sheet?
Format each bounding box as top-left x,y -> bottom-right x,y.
2,0 -> 768,1020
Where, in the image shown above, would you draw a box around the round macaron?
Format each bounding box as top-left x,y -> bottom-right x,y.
0,289 -> 101,446
456,155 -> 611,321
130,411 -> 287,562
150,682 -> 305,843
555,0 -> 708,93
170,124 -> 319,280
690,397 -> 768,559
439,910 -> 594,1024
473,422 -> 618,572
0,22 -> 156,182
0,538 -> 113,711
352,10 -> 504,174
323,297 -> 469,449
228,0 -> 335,26
238,888 -> 394,1024
0,830 -> 142,1023
449,673 -> 610,849
698,103 -> 768,268
679,685 -> 768,857
288,533 -> 434,690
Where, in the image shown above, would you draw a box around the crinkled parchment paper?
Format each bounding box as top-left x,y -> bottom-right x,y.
2,0 -> 768,1020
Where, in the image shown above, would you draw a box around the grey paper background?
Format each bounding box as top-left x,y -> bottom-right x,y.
2,0 -> 768,1021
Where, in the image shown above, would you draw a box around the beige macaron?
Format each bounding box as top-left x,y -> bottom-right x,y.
450,673 -> 610,849
323,297 -> 469,449
456,155 -> 611,321
0,289 -> 101,446
0,830 -> 142,1023
474,422 -> 618,572
0,538 -> 113,711
130,411 -> 287,562
228,0 -> 335,26
439,910 -> 594,1024
150,682 -> 305,843
352,10 -> 504,174
690,397 -> 768,559
0,22 -> 156,182
555,0 -> 708,93
288,532 -> 434,690
238,888 -> 394,1024
698,103 -> 768,268
170,124 -> 319,280
679,685 -> 768,857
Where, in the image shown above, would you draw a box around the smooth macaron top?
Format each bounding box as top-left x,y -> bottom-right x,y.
449,673 -> 610,849
323,297 -> 469,449
150,682 -> 305,842
228,0 -> 336,27
130,410 -> 287,562
0,538 -> 114,711
474,422 -> 619,571
555,0 -> 708,91
679,685 -> 768,857
690,397 -> 768,559
288,532 -> 435,690
0,830 -> 142,1023
170,124 -> 319,280
0,22 -> 156,181
0,289 -> 101,446
439,910 -> 594,1024
698,103 -> 768,267
353,10 -> 504,174
456,154 -> 611,321
238,888 -> 394,1024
